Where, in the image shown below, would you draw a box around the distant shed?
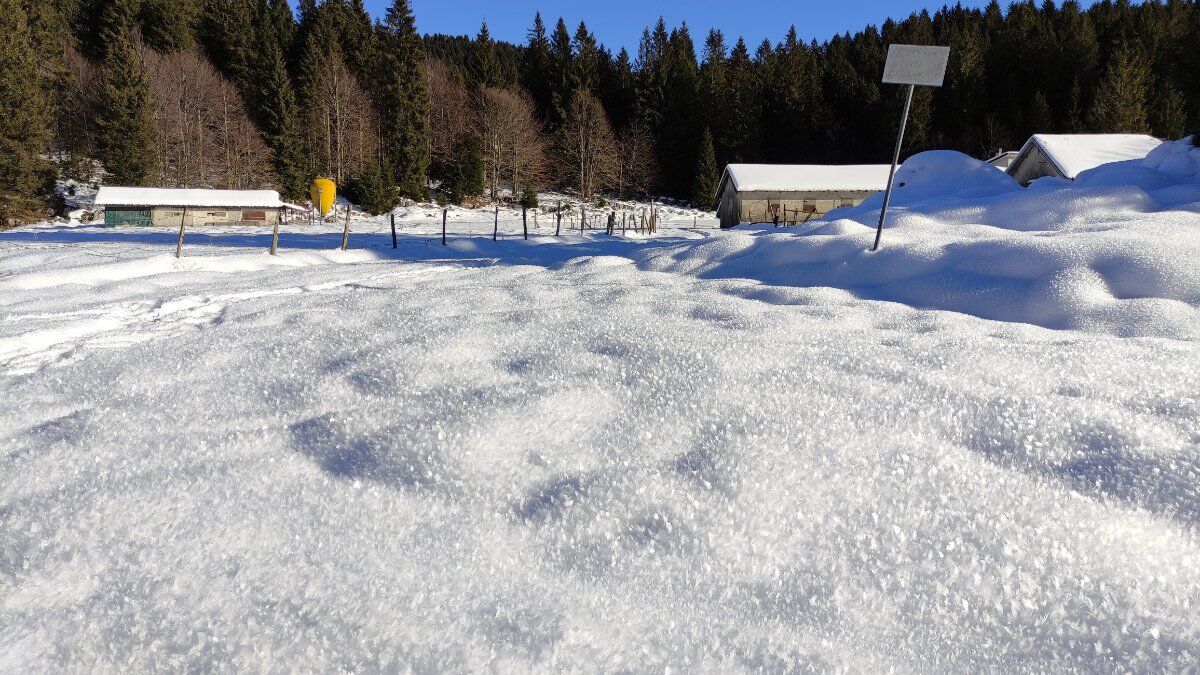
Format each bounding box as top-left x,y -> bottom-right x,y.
95,187 -> 288,227
1006,134 -> 1161,186
985,150 -> 1020,171
715,164 -> 891,228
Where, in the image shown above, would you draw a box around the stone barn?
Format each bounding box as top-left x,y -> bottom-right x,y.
95,187 -> 288,227
1006,134 -> 1161,186
715,164 -> 892,229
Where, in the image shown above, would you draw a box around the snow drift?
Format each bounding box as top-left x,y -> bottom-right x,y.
645,142 -> 1200,339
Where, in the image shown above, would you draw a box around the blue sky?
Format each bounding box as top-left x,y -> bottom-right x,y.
377,0 -> 994,52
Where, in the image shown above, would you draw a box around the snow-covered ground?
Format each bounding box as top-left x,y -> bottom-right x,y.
3,147 -> 1199,670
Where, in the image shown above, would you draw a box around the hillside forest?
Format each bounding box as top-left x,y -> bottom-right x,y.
2,0 -> 1200,223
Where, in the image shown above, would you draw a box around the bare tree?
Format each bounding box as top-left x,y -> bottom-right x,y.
617,119 -> 656,198
144,49 -> 273,189
423,57 -> 472,169
309,51 -> 380,184
475,86 -> 549,201
557,89 -> 618,200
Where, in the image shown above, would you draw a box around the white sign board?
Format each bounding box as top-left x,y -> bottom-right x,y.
882,44 -> 950,87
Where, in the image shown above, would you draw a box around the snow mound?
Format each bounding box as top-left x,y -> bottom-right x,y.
649,149 -> 1200,338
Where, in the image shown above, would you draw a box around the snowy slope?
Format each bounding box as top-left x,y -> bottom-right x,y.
2,152 -> 1199,669
645,146 -> 1200,339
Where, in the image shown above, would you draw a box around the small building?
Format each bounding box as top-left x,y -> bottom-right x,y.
985,150 -> 1020,171
1006,134 -> 1161,186
715,164 -> 892,229
95,187 -> 288,227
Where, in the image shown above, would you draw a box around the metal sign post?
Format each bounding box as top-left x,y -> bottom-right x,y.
871,44 -> 950,252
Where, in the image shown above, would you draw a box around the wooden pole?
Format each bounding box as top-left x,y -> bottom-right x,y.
522,205 -> 528,240
270,208 -> 280,255
555,200 -> 562,236
493,205 -> 499,241
340,204 -> 351,250
442,207 -> 447,246
390,212 -> 397,249
580,205 -> 585,235
176,207 -> 187,259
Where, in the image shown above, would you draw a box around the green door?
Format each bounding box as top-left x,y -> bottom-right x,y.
104,208 -> 153,227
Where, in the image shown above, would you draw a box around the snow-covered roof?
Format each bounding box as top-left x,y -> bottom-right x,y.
718,164 -> 892,195
95,187 -> 285,208
1017,134 -> 1162,179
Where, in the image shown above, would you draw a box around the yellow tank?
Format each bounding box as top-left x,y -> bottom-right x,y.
310,178 -> 336,216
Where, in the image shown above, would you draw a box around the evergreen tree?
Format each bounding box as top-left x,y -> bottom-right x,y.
139,0 -> 196,52
692,128 -> 718,210
1088,43 -> 1151,133
377,0 -> 429,198
472,21 -> 498,88
724,37 -> 761,162
198,0 -> 256,87
698,29 -> 729,164
0,0 -> 53,221
654,23 -> 700,197
96,27 -> 158,184
1151,82 -> 1187,140
249,9 -> 307,197
442,135 -> 483,204
346,161 -> 398,214
520,13 -> 553,119
572,22 -> 599,93
547,18 -> 574,129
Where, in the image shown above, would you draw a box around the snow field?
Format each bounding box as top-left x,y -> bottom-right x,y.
3,146 -> 1200,669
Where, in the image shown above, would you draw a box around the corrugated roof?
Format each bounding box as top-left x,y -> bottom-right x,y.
719,164 -> 892,195
95,187 -> 285,208
1020,134 -> 1162,179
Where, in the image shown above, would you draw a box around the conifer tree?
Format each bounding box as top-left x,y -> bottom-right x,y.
692,128 -> 718,210
698,29 -> 729,164
250,11 -> 307,197
1151,82 -> 1187,140
724,37 -> 760,163
139,0 -> 196,52
547,18 -> 574,130
1087,43 -> 1151,133
520,13 -> 553,120
96,27 -> 159,184
377,0 -> 429,199
472,21 -> 498,88
572,22 -> 599,93
0,0 -> 52,221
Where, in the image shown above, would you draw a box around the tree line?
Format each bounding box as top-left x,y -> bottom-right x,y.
2,0 -> 1199,224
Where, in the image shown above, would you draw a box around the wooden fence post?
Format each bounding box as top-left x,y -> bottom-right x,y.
442,207 -> 447,246
493,205 -> 499,241
555,201 -> 562,236
176,207 -> 187,259
341,204 -> 351,250
390,212 -> 397,249
270,207 -> 280,255
522,205 -> 528,240
580,205 -> 585,235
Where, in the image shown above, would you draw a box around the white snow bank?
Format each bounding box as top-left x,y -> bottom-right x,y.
647,150 -> 1200,338
2,235 -> 1198,670
94,187 -> 285,208
720,163 -> 892,192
